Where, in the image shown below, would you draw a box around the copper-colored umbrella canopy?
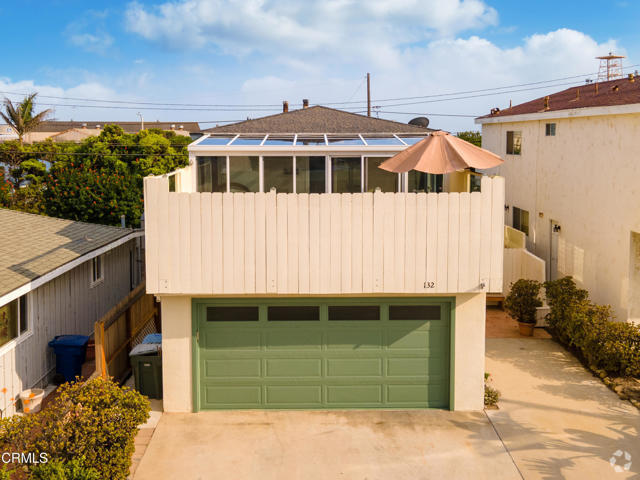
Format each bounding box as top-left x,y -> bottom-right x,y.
379,131 -> 503,174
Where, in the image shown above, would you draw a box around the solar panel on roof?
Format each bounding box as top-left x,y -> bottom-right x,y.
229,136 -> 266,145
199,137 -> 234,146
364,137 -> 403,146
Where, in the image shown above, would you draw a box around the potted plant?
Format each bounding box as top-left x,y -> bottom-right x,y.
504,279 -> 543,336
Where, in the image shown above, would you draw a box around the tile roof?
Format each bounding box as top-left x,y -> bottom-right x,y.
30,121 -> 201,134
478,76 -> 640,119
0,209 -> 137,298
203,106 -> 433,134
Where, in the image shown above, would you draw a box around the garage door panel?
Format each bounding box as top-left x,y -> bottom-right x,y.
265,359 -> 322,378
387,384 -> 447,406
205,385 -> 262,406
386,357 -> 447,377
205,329 -> 262,351
204,359 -> 261,378
265,386 -> 322,405
265,329 -> 323,350
325,329 -> 382,349
326,358 -> 383,377
327,385 -> 382,404
387,329 -> 431,350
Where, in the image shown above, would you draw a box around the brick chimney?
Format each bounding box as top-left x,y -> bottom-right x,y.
283,100 -> 289,113
303,99 -> 309,109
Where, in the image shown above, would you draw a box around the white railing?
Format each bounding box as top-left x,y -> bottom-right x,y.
143,175 -> 505,295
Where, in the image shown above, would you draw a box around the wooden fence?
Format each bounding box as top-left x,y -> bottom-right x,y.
94,281 -> 160,383
144,175 -> 505,296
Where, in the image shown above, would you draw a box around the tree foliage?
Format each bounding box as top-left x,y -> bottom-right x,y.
456,130 -> 482,147
0,124 -> 190,226
0,93 -> 51,144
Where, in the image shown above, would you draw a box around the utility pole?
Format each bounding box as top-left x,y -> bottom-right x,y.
366,73 -> 371,117
137,112 -> 144,130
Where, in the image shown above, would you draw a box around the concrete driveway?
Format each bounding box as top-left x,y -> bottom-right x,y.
133,409 -> 520,480
486,338 -> 640,479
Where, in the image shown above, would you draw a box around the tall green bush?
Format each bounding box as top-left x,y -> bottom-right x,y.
544,276 -> 640,377
0,377 -> 150,480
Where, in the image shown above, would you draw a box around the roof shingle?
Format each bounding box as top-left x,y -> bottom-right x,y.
204,106 -> 433,134
479,76 -> 640,119
0,209 -> 137,298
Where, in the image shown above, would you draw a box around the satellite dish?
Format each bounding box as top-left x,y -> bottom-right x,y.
409,117 -> 429,128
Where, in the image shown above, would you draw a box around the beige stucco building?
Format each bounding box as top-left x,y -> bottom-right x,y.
477,76 -> 640,322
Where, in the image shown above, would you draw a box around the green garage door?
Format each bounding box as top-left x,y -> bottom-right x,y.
193,299 -> 452,410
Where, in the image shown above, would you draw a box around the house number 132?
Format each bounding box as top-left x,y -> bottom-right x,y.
424,281 -> 435,289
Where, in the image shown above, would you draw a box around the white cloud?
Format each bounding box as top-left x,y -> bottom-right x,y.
1,28 -> 624,132
124,0 -> 498,64
65,9 -> 115,55
68,32 -> 114,54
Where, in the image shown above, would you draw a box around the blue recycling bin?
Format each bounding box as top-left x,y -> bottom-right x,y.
48,335 -> 90,383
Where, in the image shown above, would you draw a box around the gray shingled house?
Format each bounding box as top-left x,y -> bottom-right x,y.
0,209 -> 144,416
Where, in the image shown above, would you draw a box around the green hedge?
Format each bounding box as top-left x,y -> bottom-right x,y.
0,377 -> 150,480
544,276 -> 640,377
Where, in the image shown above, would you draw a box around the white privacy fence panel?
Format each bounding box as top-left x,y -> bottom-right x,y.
502,247 -> 546,296
144,175 -> 505,295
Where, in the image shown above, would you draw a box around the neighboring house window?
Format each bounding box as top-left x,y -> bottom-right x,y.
506,131 -> 522,155
0,296 -> 28,348
91,255 -> 104,287
407,172 -> 443,193
513,207 -> 530,236
545,123 -> 556,136
196,156 -> 227,192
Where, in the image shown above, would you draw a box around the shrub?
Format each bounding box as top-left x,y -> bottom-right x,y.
544,277 -> 640,377
504,279 -> 543,324
31,459 -> 99,480
0,377 -> 150,480
484,373 -> 500,407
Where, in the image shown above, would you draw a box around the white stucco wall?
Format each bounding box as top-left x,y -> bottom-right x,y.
452,292 -> 486,411
160,295 -> 193,413
159,293 -> 486,412
480,113 -> 640,321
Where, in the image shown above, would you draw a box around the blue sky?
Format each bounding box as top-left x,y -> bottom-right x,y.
1,0 -> 637,132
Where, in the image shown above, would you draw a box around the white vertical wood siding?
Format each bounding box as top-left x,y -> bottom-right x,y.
144,176 -> 505,295
0,241 -> 137,417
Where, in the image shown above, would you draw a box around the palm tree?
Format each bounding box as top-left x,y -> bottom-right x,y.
0,93 -> 52,144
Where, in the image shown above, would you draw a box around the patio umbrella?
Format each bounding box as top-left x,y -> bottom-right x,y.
379,131 -> 503,174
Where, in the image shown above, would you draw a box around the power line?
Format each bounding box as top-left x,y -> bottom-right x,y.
376,111 -> 479,117
9,79 -> 588,113
2,64 -> 638,111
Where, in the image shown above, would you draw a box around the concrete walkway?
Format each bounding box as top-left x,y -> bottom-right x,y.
486,338 -> 640,479
133,409 -> 520,480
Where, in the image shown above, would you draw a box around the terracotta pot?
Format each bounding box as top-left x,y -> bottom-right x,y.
518,322 -> 535,337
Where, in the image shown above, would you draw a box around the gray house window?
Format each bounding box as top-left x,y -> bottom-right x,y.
513,207 -> 530,236
506,131 -> 522,155
91,255 -> 104,287
0,295 -> 28,348
545,123 -> 556,136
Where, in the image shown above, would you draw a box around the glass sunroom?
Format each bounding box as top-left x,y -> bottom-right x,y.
188,133 -> 443,194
